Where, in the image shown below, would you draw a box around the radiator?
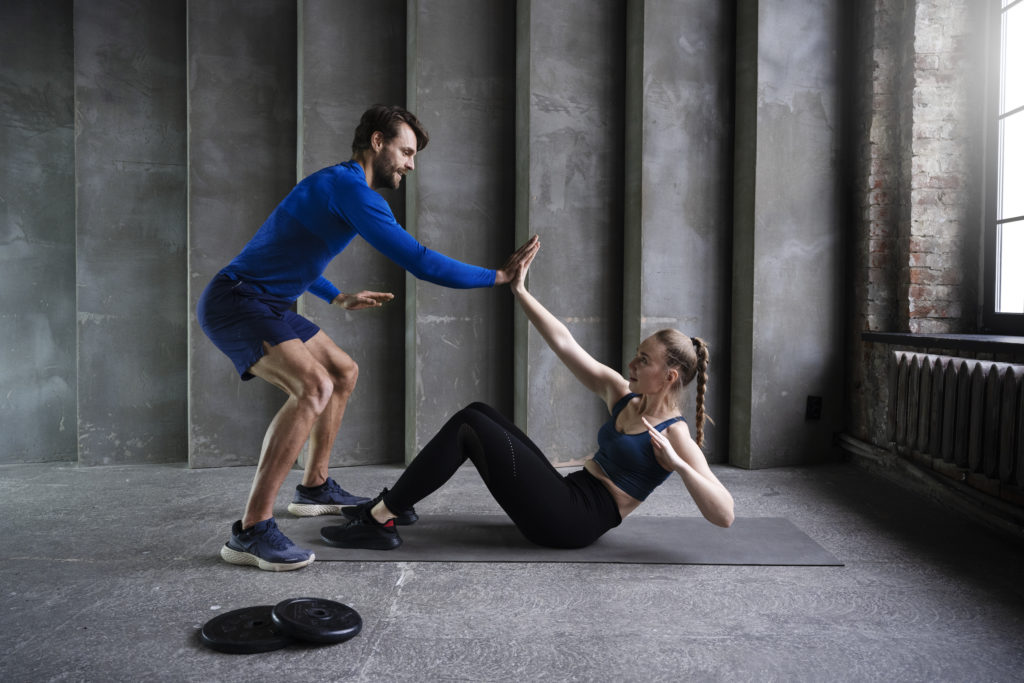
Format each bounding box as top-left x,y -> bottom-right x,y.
888,350 -> 1024,488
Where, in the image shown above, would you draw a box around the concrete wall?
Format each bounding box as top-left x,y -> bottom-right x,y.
515,0 -> 625,464
74,0 -> 188,465
0,1 -> 76,464
187,0 -> 297,468
625,0 -> 734,460
406,0 -> 518,457
3,0 -> 852,471
297,0 -> 408,465
730,0 -> 845,468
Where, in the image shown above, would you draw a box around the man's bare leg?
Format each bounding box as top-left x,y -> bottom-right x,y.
299,332 -> 359,487
242,338 -> 333,528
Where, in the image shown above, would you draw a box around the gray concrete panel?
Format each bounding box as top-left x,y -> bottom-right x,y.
74,0 -> 187,465
731,0 -> 844,468
298,0 -> 407,466
406,1 -> 517,458
624,0 -> 734,462
730,2 -> 759,470
187,0 -> 297,468
0,1 -> 76,464
516,0 -> 626,464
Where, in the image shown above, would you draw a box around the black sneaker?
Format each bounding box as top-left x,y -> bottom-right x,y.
320,504 -> 402,550
342,487 -> 419,526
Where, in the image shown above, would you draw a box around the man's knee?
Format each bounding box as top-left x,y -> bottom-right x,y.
330,355 -> 358,395
298,367 -> 335,415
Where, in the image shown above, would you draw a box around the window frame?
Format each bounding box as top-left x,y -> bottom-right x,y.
982,0 -> 1024,334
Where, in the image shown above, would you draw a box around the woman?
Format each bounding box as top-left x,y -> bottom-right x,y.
320,239 -> 734,550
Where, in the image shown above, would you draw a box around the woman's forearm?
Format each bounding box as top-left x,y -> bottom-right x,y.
511,274 -> 627,405
513,285 -> 573,355
676,461 -> 735,528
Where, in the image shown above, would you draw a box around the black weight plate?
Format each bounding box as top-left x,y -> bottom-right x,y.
200,605 -> 292,654
271,597 -> 362,644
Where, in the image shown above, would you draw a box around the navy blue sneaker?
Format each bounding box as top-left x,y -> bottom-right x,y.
342,487 -> 419,526
287,477 -> 371,517
219,518 -> 314,571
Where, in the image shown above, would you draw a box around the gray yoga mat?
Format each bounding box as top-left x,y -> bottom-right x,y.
293,514 -> 842,566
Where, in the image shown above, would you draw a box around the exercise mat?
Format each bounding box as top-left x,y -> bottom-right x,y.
293,514 -> 842,566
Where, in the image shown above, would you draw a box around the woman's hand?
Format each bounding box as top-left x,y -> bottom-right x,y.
643,417 -> 735,528
332,290 -> 395,310
510,236 -> 540,296
495,235 -> 540,286
642,416 -> 685,472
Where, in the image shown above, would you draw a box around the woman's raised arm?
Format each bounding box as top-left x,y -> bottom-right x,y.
510,238 -> 628,410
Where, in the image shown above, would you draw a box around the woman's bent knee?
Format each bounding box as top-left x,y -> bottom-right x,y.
462,401 -> 497,417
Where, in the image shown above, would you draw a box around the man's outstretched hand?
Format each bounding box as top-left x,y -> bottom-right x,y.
333,291 -> 395,310
494,235 -> 540,286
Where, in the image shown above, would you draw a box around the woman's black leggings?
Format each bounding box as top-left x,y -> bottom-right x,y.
382,402 -> 621,549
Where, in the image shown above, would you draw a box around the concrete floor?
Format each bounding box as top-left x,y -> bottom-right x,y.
2,460 -> 1023,682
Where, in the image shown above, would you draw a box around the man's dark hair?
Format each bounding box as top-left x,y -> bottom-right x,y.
351,105 -> 429,155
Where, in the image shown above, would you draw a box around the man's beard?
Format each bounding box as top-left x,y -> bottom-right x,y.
372,156 -> 403,190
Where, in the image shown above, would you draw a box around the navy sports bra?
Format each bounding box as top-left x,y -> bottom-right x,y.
592,393 -> 686,501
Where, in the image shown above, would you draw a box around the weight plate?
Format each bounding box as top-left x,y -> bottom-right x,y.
271,597 -> 362,644
200,605 -> 292,654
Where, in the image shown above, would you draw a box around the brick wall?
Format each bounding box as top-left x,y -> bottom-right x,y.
849,0 -> 985,444
849,0 -> 907,440
900,0 -> 980,335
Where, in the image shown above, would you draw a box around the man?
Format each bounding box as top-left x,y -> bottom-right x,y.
197,104 -> 539,571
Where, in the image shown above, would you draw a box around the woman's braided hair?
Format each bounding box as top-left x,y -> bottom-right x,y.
653,330 -> 712,449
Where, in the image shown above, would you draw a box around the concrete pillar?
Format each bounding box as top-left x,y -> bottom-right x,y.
75,0 -> 187,465
730,0 -> 844,468
0,1 -> 76,464
297,0 -> 407,466
187,0 -> 297,468
623,0 -> 734,461
515,0 -> 626,463
405,0 -> 517,459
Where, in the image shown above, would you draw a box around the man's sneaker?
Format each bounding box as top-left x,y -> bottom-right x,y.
287,477 -> 371,517
320,504 -> 402,550
219,518 -> 314,571
342,487 -> 419,526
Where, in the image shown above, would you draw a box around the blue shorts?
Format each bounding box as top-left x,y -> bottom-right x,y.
197,273 -> 321,381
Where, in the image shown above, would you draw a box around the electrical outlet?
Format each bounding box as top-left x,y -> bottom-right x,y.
806,395 -> 822,420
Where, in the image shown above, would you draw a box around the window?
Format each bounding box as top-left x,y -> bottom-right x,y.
985,0 -> 1024,332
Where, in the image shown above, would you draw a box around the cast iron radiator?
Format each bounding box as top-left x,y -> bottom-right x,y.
888,350 -> 1024,491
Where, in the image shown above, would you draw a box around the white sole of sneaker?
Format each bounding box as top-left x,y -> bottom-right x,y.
219,544 -> 315,572
287,502 -> 356,517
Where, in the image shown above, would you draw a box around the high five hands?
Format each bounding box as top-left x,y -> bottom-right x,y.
334,234 -> 540,310
494,235 -> 540,286
333,291 -> 395,310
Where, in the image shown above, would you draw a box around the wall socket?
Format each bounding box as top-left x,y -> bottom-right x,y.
806,395 -> 823,420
